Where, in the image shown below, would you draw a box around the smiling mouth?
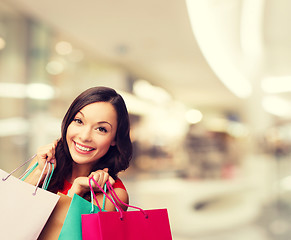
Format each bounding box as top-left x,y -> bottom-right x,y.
74,142 -> 95,152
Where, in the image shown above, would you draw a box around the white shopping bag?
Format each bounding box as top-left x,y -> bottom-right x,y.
0,160 -> 60,240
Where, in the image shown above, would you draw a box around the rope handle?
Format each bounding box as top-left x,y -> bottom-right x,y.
90,183 -> 107,213
20,161 -> 38,181
89,177 -> 148,220
42,162 -> 54,190
106,180 -> 148,219
2,154 -> 37,181
89,177 -> 124,219
2,154 -> 55,195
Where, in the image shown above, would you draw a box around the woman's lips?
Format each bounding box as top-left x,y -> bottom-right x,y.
74,141 -> 95,154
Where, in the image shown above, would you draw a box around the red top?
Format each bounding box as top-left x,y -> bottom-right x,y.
58,177 -> 126,195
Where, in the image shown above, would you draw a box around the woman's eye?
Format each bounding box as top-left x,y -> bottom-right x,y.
73,118 -> 83,124
97,127 -> 108,133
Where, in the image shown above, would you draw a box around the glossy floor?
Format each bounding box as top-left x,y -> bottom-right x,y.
122,155 -> 291,240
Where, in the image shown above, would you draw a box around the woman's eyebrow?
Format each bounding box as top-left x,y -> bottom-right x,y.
77,111 -> 84,117
78,111 -> 113,128
98,121 -> 113,128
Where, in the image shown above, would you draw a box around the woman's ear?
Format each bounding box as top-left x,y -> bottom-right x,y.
111,140 -> 116,146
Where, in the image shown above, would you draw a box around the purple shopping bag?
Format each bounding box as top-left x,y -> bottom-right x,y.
82,178 -> 172,240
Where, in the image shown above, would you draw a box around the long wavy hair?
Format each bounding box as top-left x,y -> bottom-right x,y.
48,87 -> 132,193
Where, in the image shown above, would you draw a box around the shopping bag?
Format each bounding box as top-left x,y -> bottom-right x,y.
82,178 -> 172,240
58,185 -> 107,240
38,193 -> 72,240
0,157 -> 60,240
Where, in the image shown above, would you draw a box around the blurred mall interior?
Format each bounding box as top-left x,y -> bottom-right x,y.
1,0 -> 291,239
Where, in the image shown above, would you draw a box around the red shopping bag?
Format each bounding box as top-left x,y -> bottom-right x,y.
82,178 -> 172,240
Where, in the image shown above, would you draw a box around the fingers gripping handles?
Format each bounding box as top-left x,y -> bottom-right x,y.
2,154 -> 55,195
89,178 -> 124,219
89,177 -> 148,220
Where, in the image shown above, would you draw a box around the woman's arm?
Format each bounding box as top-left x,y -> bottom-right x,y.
68,168 -> 115,197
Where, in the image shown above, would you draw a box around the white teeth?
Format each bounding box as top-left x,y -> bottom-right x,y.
75,143 -> 93,151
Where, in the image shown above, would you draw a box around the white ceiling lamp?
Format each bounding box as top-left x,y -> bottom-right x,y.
118,90 -> 153,116
133,79 -> 172,104
185,109 -> 203,124
0,83 -> 27,98
55,41 -> 73,55
26,83 -> 55,100
240,0 -> 265,59
262,96 -> 291,117
0,118 -> 29,137
0,82 -> 55,100
262,76 -> 291,93
185,0 -> 252,98
46,59 -> 65,75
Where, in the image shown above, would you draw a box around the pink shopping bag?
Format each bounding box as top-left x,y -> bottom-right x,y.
82,178 -> 172,240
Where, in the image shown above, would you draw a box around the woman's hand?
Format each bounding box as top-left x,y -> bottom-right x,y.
69,168 -> 115,197
89,168 -> 115,190
36,140 -> 58,175
24,140 -> 58,185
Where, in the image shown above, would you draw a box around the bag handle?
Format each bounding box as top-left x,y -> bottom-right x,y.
106,180 -> 148,219
19,162 -> 38,180
90,182 -> 107,213
89,177 -> 124,219
2,154 -> 37,181
42,162 -> 54,190
32,160 -> 55,195
2,154 -> 55,195
89,177 -> 148,220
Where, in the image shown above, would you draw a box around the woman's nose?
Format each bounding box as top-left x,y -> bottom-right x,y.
79,126 -> 92,142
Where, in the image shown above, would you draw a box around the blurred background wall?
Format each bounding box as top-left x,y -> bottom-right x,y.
1,0 -> 291,239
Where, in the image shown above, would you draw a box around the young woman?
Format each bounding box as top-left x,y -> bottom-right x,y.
25,86 -> 132,211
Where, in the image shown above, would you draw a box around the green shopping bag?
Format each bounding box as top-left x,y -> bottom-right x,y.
58,184 -> 107,240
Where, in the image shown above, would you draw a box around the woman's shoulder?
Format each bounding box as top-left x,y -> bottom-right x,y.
57,179 -> 72,195
112,177 -> 126,191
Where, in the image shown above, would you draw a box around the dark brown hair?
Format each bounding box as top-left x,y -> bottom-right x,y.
48,86 -> 132,193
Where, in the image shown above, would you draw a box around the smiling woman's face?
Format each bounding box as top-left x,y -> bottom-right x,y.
66,101 -> 117,167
